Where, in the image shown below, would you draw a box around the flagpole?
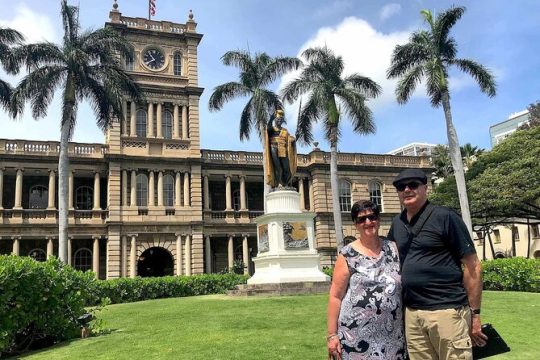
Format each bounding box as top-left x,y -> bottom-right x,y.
148,0 -> 151,20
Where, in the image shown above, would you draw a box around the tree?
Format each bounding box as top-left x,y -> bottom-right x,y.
387,6 -> 496,235
11,1 -> 142,263
460,143 -> 484,170
282,46 -> 381,251
0,27 -> 24,115
431,144 -> 453,180
208,50 -> 301,202
518,100 -> 540,130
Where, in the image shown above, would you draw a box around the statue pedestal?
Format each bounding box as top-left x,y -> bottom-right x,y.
247,190 -> 330,285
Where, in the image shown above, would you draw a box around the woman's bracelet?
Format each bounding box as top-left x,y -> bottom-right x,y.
326,333 -> 338,341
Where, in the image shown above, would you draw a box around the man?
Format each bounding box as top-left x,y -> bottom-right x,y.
264,109 -> 297,188
387,168 -> 487,360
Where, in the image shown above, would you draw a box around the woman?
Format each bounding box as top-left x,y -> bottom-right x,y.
327,200 -> 406,359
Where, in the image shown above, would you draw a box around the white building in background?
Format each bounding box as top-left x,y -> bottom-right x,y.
387,142 -> 437,157
489,109 -> 530,146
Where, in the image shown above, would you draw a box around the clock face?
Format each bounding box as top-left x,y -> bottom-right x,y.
143,48 -> 165,70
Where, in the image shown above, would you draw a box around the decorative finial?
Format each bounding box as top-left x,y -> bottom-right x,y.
188,9 -> 194,20
112,0 -> 118,10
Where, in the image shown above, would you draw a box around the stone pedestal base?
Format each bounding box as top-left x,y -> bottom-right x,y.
229,281 -> 330,296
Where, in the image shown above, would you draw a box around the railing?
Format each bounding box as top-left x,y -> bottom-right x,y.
1,139 -> 108,158
74,210 -> 92,219
119,16 -> 187,34
210,211 -> 226,219
248,211 -> 263,219
22,209 -> 47,219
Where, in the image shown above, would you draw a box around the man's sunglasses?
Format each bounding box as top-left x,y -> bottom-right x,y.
395,181 -> 424,192
354,214 -> 379,224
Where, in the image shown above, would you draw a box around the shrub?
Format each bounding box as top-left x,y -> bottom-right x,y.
482,257 -> 540,292
0,255 -> 99,356
322,266 -> 333,278
93,273 -> 249,305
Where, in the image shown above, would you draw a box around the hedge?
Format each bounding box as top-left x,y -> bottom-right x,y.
0,255 -> 99,356
93,273 -> 249,305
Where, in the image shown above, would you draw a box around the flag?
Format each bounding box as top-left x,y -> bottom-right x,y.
149,0 -> 156,16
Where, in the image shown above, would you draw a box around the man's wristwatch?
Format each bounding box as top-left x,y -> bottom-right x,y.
471,308 -> 481,315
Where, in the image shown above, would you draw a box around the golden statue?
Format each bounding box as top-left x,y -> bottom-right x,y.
264,109 -> 297,188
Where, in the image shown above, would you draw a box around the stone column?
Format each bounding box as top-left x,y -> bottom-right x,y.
203,175 -> 210,211
122,170 -> 128,206
130,170 -> 137,206
156,102 -> 163,138
175,172 -> 182,207
68,171 -> 74,210
147,102 -> 154,137
176,234 -> 183,276
239,176 -> 247,211
184,234 -> 191,276
227,234 -> 234,269
298,177 -> 305,211
67,238 -> 72,265
148,171 -> 155,207
157,171 -> 164,206
47,170 -> 56,209
225,175 -> 232,211
121,235 -> 127,277
181,105 -> 188,139
93,172 -> 101,210
12,236 -> 20,255
93,237 -> 100,279
0,168 -> 3,209
122,100 -> 128,135
183,172 -> 190,207
14,169 -> 23,209
130,234 -> 137,278
242,234 -> 249,275
205,235 -> 212,274
173,104 -> 180,139
130,102 -> 136,136
309,179 -> 314,211
47,237 -> 54,259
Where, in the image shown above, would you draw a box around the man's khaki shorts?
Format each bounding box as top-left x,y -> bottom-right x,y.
405,306 -> 472,360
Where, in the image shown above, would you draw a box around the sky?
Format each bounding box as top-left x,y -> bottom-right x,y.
0,0 -> 538,154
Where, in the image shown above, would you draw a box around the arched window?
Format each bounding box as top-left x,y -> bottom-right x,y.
29,185 -> 48,209
75,186 -> 93,210
74,248 -> 92,272
136,110 -> 147,138
162,110 -> 173,139
125,52 -> 134,71
136,174 -> 148,206
368,181 -> 383,212
29,248 -> 46,262
339,180 -> 352,212
173,52 -> 182,76
163,174 -> 175,207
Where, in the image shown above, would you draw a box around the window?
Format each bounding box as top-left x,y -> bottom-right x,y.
173,52 -> 182,75
136,110 -> 147,138
475,231 -> 484,245
125,52 -> 134,71
163,174 -> 175,207
368,181 -> 383,212
493,229 -> 501,243
74,248 -> 92,272
162,110 -> 173,139
29,248 -> 46,262
339,180 -> 352,212
75,186 -> 93,210
29,185 -> 48,209
136,174 -> 148,206
232,189 -> 247,211
532,224 -> 540,238
512,226 -> 520,241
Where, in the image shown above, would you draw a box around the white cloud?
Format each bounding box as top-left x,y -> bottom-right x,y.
380,3 -> 401,21
0,3 -> 57,43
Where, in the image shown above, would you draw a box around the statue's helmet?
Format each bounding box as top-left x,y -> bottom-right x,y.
275,109 -> 284,118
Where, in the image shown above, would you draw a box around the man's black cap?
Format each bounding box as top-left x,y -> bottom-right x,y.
393,169 -> 428,187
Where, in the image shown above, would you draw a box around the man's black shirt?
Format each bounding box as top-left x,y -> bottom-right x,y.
387,201 -> 476,310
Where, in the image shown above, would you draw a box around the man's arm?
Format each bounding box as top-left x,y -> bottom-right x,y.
462,253 -> 488,347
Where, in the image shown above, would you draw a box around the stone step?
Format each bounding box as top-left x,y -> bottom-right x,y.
228,281 -> 330,297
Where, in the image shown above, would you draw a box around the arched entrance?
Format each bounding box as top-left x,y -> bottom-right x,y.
137,247 -> 174,277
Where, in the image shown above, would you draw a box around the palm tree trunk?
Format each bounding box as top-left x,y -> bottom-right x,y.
441,91 -> 473,236
58,77 -> 75,263
329,129 -> 344,253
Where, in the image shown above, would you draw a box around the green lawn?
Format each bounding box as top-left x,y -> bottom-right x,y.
17,291 -> 539,360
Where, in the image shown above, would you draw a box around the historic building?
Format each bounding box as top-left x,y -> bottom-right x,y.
0,5 -> 432,279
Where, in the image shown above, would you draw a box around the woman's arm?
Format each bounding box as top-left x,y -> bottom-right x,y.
327,254 -> 351,359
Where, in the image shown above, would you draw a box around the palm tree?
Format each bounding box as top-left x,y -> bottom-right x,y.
0,27 -> 24,114
431,144 -> 453,180
11,0 -> 142,263
282,47 -> 381,251
208,50 -> 301,201
460,143 -> 483,171
387,6 -> 496,235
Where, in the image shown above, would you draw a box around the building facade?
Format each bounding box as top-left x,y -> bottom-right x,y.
0,7 -> 432,279
489,110 -> 530,147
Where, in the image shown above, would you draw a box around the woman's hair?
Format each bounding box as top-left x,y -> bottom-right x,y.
351,200 -> 380,221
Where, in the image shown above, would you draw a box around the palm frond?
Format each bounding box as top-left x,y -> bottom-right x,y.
208,82 -> 250,111
434,6 -> 465,45
395,65 -> 424,104
239,98 -> 254,141
281,77 -> 317,103
335,88 -> 376,135
387,31 -> 430,79
260,56 -> 302,85
451,58 -> 496,97
342,74 -> 382,98
10,43 -> 64,72
222,50 -> 252,71
61,0 -> 79,44
0,79 -> 12,113
252,88 -> 282,139
0,27 -> 24,45
425,62 -> 446,106
295,96 -> 321,145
